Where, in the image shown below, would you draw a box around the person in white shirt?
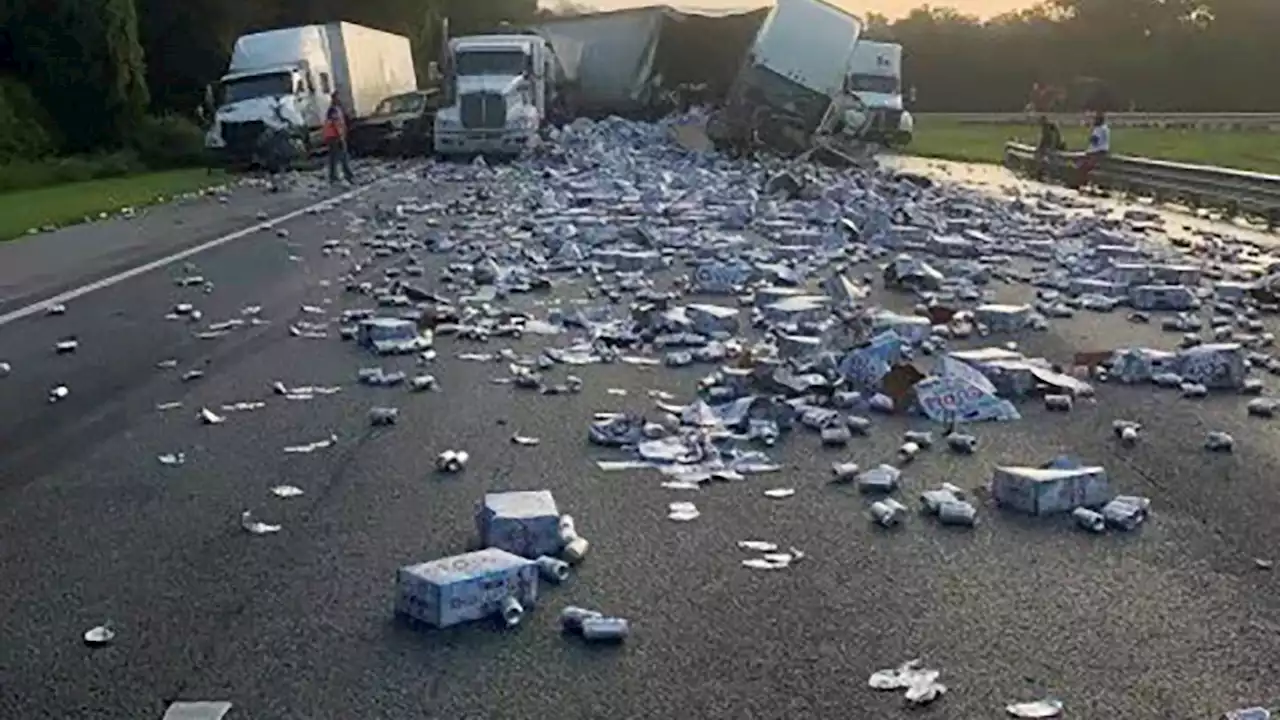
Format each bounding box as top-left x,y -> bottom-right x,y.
1077,111 -> 1110,188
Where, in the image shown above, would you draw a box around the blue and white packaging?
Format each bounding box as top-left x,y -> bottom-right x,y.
395,548 -> 538,628
915,374 -> 1020,423
975,304 -> 1032,333
871,312 -> 931,345
476,490 -> 563,559
1177,342 -> 1246,389
838,331 -> 903,389
928,235 -> 977,258
1110,347 -> 1180,383
992,465 -> 1111,516
1214,281 -> 1252,302
776,334 -> 822,360
1068,277 -> 1129,298
685,304 -> 740,336
1149,264 -> 1200,286
754,285 -> 809,308
1129,284 -> 1197,311
1105,263 -> 1152,287
761,295 -> 828,326
692,261 -> 753,294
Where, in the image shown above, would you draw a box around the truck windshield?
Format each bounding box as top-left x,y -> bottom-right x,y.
455,50 -> 529,77
374,93 -> 426,116
847,74 -> 900,95
223,73 -> 293,103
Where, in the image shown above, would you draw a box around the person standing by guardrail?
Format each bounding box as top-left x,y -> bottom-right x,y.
1075,111 -> 1110,188
1034,115 -> 1064,181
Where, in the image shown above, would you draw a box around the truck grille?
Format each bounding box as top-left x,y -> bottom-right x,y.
460,93 -> 505,129
870,109 -> 903,131
221,120 -> 266,152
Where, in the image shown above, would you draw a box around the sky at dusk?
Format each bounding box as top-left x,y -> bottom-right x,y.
575,0 -> 1035,20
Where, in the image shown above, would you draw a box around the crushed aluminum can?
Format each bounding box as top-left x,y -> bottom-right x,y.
1073,507 -> 1107,533
821,424 -> 852,446
897,441 -> 921,463
1180,382 -> 1208,399
394,548 -> 537,629
409,374 -> 437,392
560,606 -> 604,633
830,462 -> 860,484
858,464 -> 901,493
368,407 -> 399,425
1247,398 -> 1276,417
1112,420 -> 1141,445
936,500 -> 977,527
1043,394 -> 1073,411
499,595 -> 525,628
436,449 -> 469,472
562,536 -> 589,564
946,432 -> 978,454
580,616 -> 629,643
846,415 -> 872,434
1205,431 -> 1234,452
476,490 -> 563,559
869,500 -> 905,527
903,430 -> 933,448
1102,497 -> 1148,531
919,489 -> 958,515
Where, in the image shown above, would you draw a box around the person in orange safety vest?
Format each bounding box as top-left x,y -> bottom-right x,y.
324,92 -> 355,184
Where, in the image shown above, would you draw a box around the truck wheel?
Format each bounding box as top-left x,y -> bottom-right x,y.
892,132 -> 912,148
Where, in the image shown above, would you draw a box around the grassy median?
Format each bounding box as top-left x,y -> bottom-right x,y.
909,117 -> 1280,175
0,168 -> 228,241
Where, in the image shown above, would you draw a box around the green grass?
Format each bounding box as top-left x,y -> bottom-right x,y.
0,168 -> 228,241
909,118 -> 1280,175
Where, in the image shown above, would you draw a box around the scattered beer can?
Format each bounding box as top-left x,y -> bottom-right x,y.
581,616 -> 629,643
1073,507 -> 1107,533
560,606 -> 604,633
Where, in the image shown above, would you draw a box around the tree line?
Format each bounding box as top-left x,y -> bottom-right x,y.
0,0 -> 1276,166
864,0 -> 1278,113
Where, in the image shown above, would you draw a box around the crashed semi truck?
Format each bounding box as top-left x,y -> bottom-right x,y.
530,6 -> 766,120
707,0 -> 864,156
432,32 -> 582,157
846,40 -> 913,146
206,22 -> 418,165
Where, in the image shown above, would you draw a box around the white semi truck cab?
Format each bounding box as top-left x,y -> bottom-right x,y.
434,35 -> 558,157
207,23 -> 417,165
845,40 -> 913,146
206,26 -> 332,161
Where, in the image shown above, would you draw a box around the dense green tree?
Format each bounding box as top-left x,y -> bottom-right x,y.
10,0 -> 148,151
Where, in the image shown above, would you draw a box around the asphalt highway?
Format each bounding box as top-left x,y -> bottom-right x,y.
0,157 -> 1277,719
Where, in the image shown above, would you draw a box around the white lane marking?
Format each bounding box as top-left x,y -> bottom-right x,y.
0,173 -> 405,328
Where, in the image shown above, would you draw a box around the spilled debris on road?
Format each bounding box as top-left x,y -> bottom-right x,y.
32,108 -> 1280,717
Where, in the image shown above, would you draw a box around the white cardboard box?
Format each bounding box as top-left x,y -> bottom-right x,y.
476,490 -> 563,559
395,548 -> 538,628
992,465 -> 1111,516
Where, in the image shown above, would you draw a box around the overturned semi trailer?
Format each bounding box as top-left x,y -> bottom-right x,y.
529,5 -> 766,120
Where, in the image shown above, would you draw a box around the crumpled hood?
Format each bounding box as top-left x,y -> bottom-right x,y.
857,92 -> 904,112
216,96 -> 303,129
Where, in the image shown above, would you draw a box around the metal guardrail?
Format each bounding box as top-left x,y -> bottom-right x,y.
923,112 -> 1280,132
1003,141 -> 1280,230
